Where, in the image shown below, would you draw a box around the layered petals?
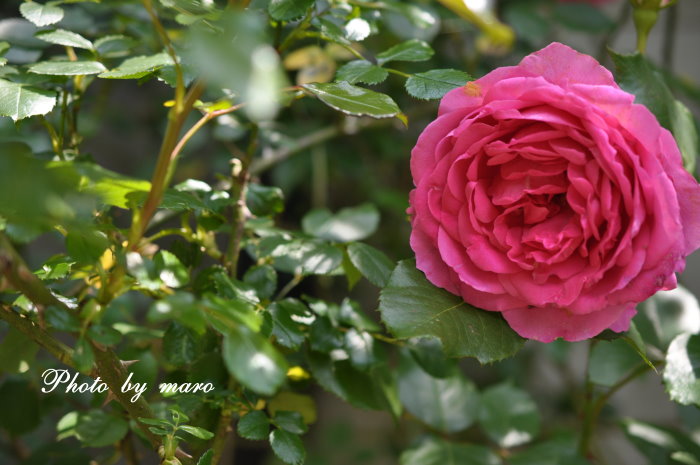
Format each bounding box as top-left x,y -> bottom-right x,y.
409,42 -> 700,342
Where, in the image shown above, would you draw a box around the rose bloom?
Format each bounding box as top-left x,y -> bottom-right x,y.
409,42 -> 700,342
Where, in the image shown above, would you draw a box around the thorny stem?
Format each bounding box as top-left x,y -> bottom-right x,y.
211,126 -> 258,465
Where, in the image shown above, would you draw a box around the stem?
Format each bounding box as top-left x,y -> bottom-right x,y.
0,305 -> 76,369
125,80 -> 205,252
662,3 -> 678,70
386,68 -> 412,79
578,361 -> 655,457
142,0 -> 185,111
275,274 -> 303,301
210,378 -> 238,465
224,124 -> 257,277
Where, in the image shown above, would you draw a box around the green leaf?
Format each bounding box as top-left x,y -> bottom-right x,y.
635,286 -> 700,351
398,351 -> 478,433
508,433 -> 591,465
478,383 -> 541,448
74,410 -> 129,447
238,410 -> 270,440
346,242 -> 393,287
180,425 -> 215,440
98,52 -> 173,79
154,250 -> 189,288
273,411 -> 307,434
336,60 -> 389,85
664,333 -> 700,407
268,0 -> 314,21
0,326 -> 38,374
268,300 -> 308,350
270,429 -> 306,465
72,337 -> 94,373
65,229 -> 109,264
623,419 -> 700,465
610,51 -> 698,173
72,162 -> 150,208
379,260 -> 525,363
408,336 -> 457,379
222,325 -> 288,396
302,204 -> 380,243
197,450 -> 214,465
244,264 -> 277,300
377,39 -> 434,65
163,322 -> 202,367
36,29 -> 93,50
308,351 -> 400,415
588,338 -> 643,387
344,328 -> 382,371
302,82 -> 405,122
29,60 -> 107,76
267,238 -> 343,275
20,2 -> 64,27
94,35 -> 137,57
400,438 -> 500,465
0,378 -> 40,435
405,69 -> 470,100
0,79 -> 56,121
553,3 -> 613,32
149,292 -> 207,334
247,183 -> 284,217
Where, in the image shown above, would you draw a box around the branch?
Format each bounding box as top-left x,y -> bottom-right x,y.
0,305 -> 76,370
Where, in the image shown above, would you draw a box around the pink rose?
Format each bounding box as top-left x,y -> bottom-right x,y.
408,42 -> 700,342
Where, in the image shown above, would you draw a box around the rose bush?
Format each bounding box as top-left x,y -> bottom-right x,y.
409,42 -> 700,342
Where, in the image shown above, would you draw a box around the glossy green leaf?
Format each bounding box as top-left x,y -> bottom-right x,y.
247,183 -> 284,217
35,29 -> 93,50
238,410 -> 269,440
344,18 -> 371,41
0,79 -> 56,121
346,242 -> 393,287
20,2 -> 64,27
302,82 -> 405,122
610,51 -> 698,173
664,333 -> 700,407
408,336 -> 457,379
267,238 -> 343,275
398,351 -> 478,433
377,39 -> 434,65
244,264 -> 277,300
273,411 -> 307,434
302,204 -> 380,243
270,429 -> 306,465
268,0 -> 314,21
149,292 -> 207,334
74,410 -> 129,447
478,383 -> 541,448
635,287 -> 700,351
508,433 -> 591,465
180,425 -> 214,440
379,260 -> 525,363
197,450 -> 214,465
72,336 -> 94,373
65,229 -> 109,264
98,52 -> 173,79
163,322 -> 202,367
588,338 -> 643,387
344,328 -> 382,371
405,69 -> 470,100
623,419 -> 700,465
154,250 -> 189,288
400,438 -> 500,465
222,325 -> 288,396
94,35 -> 136,57
308,351 -> 400,415
29,60 -> 107,76
268,300 -> 307,350
336,60 -> 389,85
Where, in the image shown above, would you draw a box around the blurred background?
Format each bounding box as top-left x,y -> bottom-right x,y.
1,0 -> 699,464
